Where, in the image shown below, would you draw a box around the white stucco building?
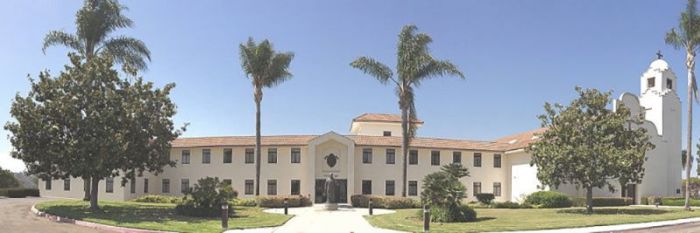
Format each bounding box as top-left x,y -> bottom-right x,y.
40,58 -> 682,204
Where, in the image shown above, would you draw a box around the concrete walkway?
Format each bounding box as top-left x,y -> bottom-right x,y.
225,204 -> 405,233
492,217 -> 700,233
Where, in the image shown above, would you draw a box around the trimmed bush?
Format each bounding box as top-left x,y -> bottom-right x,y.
132,195 -> 181,204
256,195 -> 312,208
175,177 -> 237,217
660,197 -> 700,206
492,201 -> 532,209
572,197 -> 633,207
475,193 -> 495,205
350,195 -> 420,209
0,188 -> 40,198
423,204 -> 477,222
524,191 -> 572,208
230,197 -> 257,206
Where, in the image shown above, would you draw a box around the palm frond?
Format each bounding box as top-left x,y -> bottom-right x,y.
238,37 -> 295,89
413,59 -> 465,86
101,36 -> 151,70
665,29 -> 684,50
262,52 -> 295,88
42,31 -> 84,54
350,57 -> 394,84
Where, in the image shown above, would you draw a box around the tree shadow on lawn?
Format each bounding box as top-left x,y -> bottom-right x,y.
41,203 -> 247,225
556,208 -> 670,215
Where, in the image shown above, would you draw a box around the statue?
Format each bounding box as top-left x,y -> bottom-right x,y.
324,173 -> 338,210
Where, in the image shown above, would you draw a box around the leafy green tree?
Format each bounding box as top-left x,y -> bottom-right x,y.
421,163 -> 469,207
0,166 -> 19,188
526,87 -> 654,214
42,0 -> 151,200
239,38 -> 294,196
5,54 -> 183,210
682,177 -> 700,198
351,25 -> 465,196
666,0 -> 700,211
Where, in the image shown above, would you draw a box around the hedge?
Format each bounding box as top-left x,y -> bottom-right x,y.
132,195 -> 181,204
350,195 -> 420,209
0,188 -> 40,198
416,204 -> 477,222
524,191 -> 572,208
256,195 -> 312,208
475,193 -> 495,205
230,197 -> 257,206
572,197 -> 633,207
492,201 -> 532,209
659,197 -> 700,206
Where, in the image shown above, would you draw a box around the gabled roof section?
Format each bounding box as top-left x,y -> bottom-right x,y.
352,113 -> 424,124
495,128 -> 547,151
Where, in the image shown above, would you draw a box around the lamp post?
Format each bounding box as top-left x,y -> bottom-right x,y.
369,198 -> 373,215
221,204 -> 229,230
423,204 -> 430,233
284,198 -> 289,215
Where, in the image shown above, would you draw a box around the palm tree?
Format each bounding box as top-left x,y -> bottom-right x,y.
351,25 -> 465,197
239,38 -> 294,196
42,0 -> 151,201
666,0 -> 700,211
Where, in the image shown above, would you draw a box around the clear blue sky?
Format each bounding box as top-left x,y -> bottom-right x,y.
0,0 -> 692,172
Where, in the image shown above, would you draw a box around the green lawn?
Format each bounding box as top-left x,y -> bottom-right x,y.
36,200 -> 291,233
367,207 -> 700,233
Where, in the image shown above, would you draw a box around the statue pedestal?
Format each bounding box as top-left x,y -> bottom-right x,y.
324,203 -> 338,211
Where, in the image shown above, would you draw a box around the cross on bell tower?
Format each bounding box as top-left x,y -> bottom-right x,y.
656,50 -> 663,60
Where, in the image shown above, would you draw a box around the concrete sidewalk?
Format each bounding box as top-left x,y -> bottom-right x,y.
224,205 -> 405,233
492,217 -> 700,233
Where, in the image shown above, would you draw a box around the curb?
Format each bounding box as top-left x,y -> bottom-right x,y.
490,216 -> 700,233
31,204 -> 175,233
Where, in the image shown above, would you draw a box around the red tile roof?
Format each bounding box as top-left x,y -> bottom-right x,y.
171,135 -> 316,148
494,128 -> 547,151
352,113 -> 424,124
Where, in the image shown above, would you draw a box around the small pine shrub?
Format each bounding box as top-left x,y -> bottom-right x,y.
524,191 -> 572,208
424,204 -> 477,222
475,193 -> 495,205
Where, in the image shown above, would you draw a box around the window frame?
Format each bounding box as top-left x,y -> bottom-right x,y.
431,150 -> 440,166
181,150 -> 191,164
130,178 -> 136,194
181,179 -> 189,193
223,148 -> 233,164
494,182 -> 502,197
64,178 -> 70,191
473,182 -> 482,196
385,180 -> 395,196
105,177 -> 114,193
362,148 -> 373,164
45,179 -> 52,190
386,148 -> 396,164
648,77 -> 655,88
245,180 -> 254,195
383,131 -> 392,136
494,154 -> 502,168
245,148 -> 255,164
408,180 -> 418,196
291,179 -> 300,195
362,180 -> 372,195
268,148 -> 277,164
474,153 -> 482,167
453,151 -> 462,164
267,179 -> 277,195
291,148 -> 301,164
409,150 -> 418,165
162,179 -> 170,193
144,178 -> 149,193
202,149 -> 211,164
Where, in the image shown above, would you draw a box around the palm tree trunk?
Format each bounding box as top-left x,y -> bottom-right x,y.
685,62 -> 694,211
401,106 -> 409,197
255,90 -> 262,197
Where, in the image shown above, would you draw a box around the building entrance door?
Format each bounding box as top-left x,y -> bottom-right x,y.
315,179 -> 347,203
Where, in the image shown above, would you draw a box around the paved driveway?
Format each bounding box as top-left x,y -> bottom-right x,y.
612,221 -> 700,233
0,197 -> 106,233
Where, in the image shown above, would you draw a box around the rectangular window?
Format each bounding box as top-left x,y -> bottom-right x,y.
245,180 -> 254,195
162,179 -> 170,193
648,77 -> 655,88
383,131 -> 392,136
130,179 -> 136,194
181,150 -> 190,164
408,181 -> 418,196
473,182 -> 482,196
409,150 -> 418,165
362,180 -> 372,195
362,148 -> 373,164
453,151 -> 462,164
223,148 -> 233,164
267,180 -> 277,195
144,178 -> 149,193
494,154 -> 502,168
667,79 -> 673,89
223,179 -> 232,186
386,149 -> 396,164
202,149 -> 211,164
385,180 -> 395,196
181,179 -> 189,193
291,180 -> 300,195
268,148 -> 277,164
105,177 -> 114,193
64,178 -> 70,191
474,153 -> 482,167
494,182 -> 502,197
45,179 -> 51,190
431,151 -> 440,166
291,148 -> 301,164
245,148 -> 255,164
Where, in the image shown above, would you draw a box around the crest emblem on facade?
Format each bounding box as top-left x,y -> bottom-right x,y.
325,153 -> 338,168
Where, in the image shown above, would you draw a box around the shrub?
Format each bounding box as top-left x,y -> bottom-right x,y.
0,168 -> 19,188
423,204 -> 477,222
475,193 -> 495,205
230,197 -> 257,206
492,201 -> 532,209
256,195 -> 312,208
0,188 -> 39,198
132,195 -> 181,204
660,197 -> 700,206
350,195 -> 420,209
175,177 -> 237,217
572,197 -> 633,207
524,191 -> 572,208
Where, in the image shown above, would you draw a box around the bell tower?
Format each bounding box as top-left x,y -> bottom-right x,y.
639,52 -> 680,136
